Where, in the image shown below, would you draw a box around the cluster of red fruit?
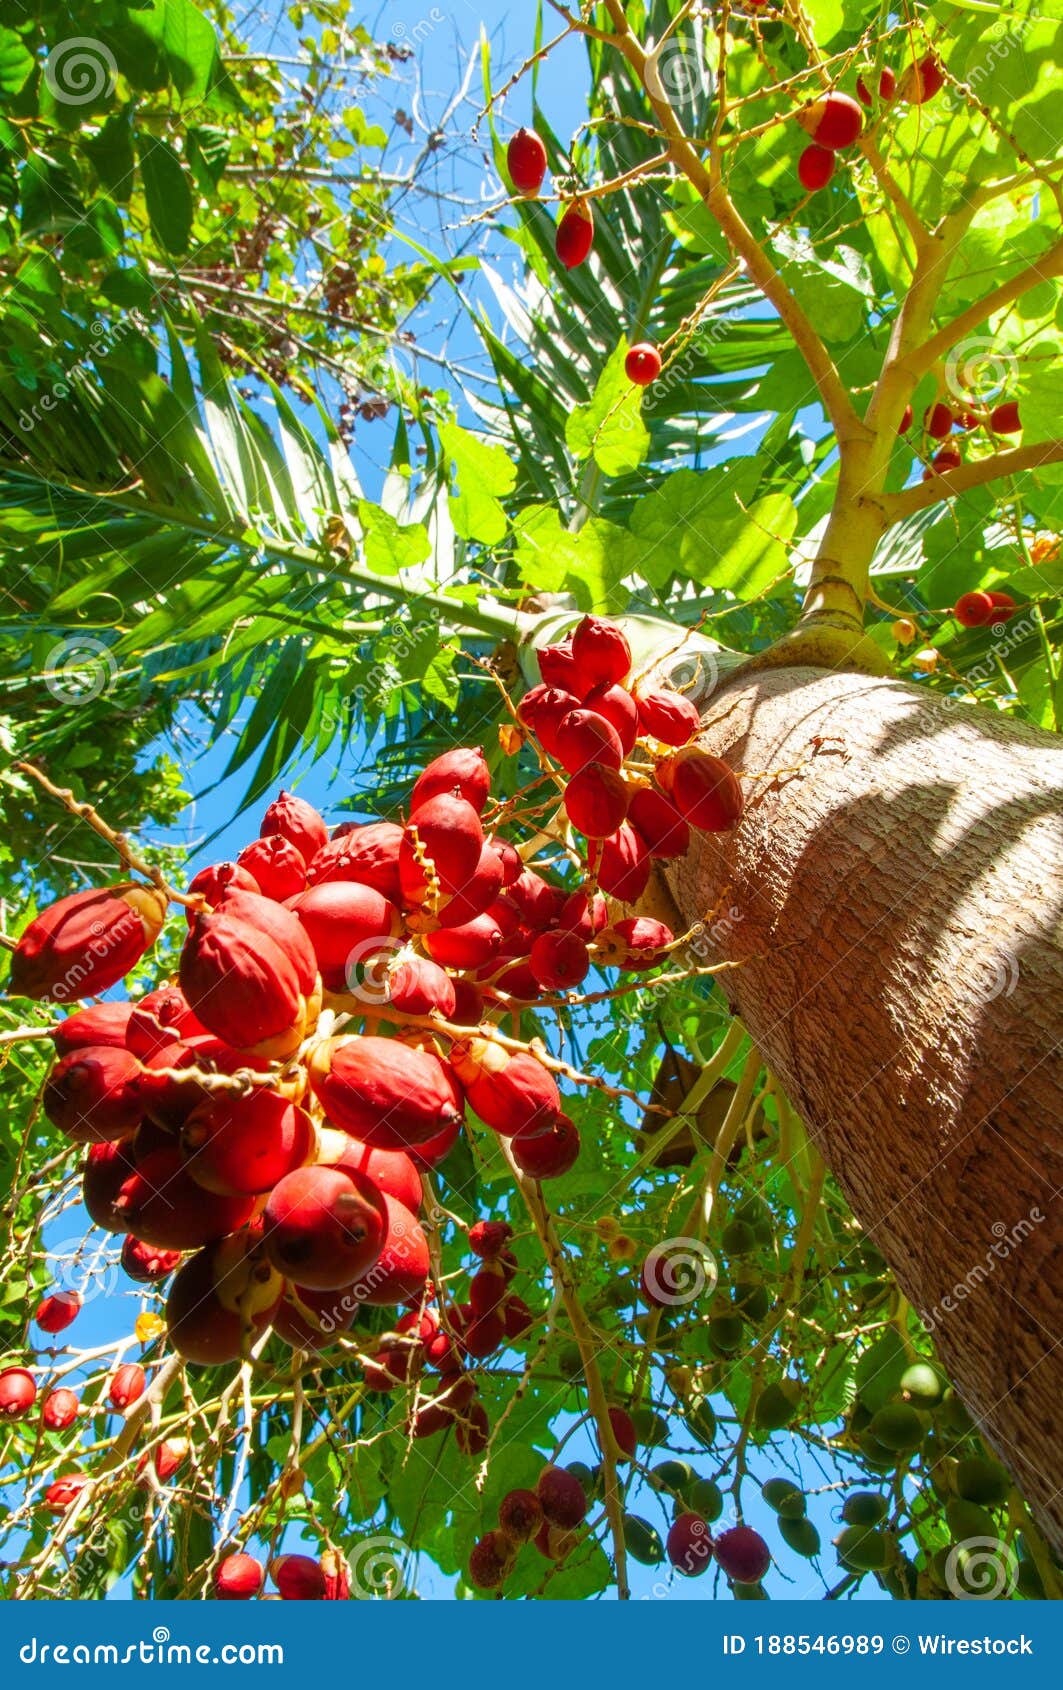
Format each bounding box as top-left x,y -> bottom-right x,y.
795,55 -> 942,193
911,398 -> 1023,480
953,589 -> 1016,629
469,1464 -> 594,1589
506,128 -> 594,271
215,1548 -> 349,1602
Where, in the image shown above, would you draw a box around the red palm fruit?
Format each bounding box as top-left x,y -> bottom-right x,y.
42,1387 -> 79,1430
423,1325 -> 462,1375
501,1294 -> 535,1338
36,1291 -> 82,1334
386,954 -> 456,1019
83,1141 -> 138,1231
411,1113 -> 465,1170
856,65 -> 896,104
492,959 -> 540,1002
11,883 -> 168,1003
534,1521 -> 579,1561
362,1341 -> 415,1391
898,403 -> 913,434
910,54 -> 944,102
180,891 -> 319,1059
584,682 -> 638,754
563,765 -> 630,841
409,1373 -> 477,1438
309,1034 -> 463,1150
507,127 -> 547,195
554,708 -> 624,776
135,1035 -> 273,1133
932,444 -> 962,474
538,640 -> 584,694
344,1194 -> 430,1307
925,401 -> 953,439
260,790 -> 328,866
493,841 -> 522,886
955,590 -> 994,627
469,1219 -> 512,1258
400,794 -> 484,906
52,1001 -> 133,1056
517,684 -> 582,756
714,1524 -> 771,1584
432,844 -> 505,931
411,747 -> 490,814
215,1553 -> 263,1600
425,913 -> 503,970
115,1149 -> 256,1251
797,144 -> 835,192
667,1513 -> 713,1576
0,1367 -> 37,1418
273,1284 -> 356,1352
511,1113 -> 580,1179
469,1266 -> 507,1317
121,1236 -> 181,1283
990,400 -> 1021,434
305,822 -> 404,902
571,615 -> 632,689
324,1134 -> 423,1214
596,916 -> 673,970
558,890 -> 608,940
182,1090 -> 314,1196
556,198 -> 594,269
289,881 -> 401,991
629,787 -> 690,859
668,750 -> 744,833
625,343 -> 662,387
126,986 -> 206,1059
499,1489 -> 543,1544
455,1400 -> 490,1456
529,930 -> 590,991
451,1038 -> 560,1137
462,1309 -> 505,1359
505,870 -> 568,930
635,687 -> 700,746
537,1465 -> 588,1528
591,823 -> 650,903
166,1247 -> 274,1366
43,1475 -> 90,1512
469,1530 -> 514,1590
109,1362 -> 146,1410
236,835 -> 306,903
43,1046 -> 143,1145
986,590 -> 1017,625
184,861 -> 260,922
607,1405 -> 637,1458
273,1554 -> 327,1600
138,1439 -> 189,1484
798,92 -> 863,149
262,1164 -> 386,1290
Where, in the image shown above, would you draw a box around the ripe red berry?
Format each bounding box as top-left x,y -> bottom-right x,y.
857,66 -> 896,105
11,883 -> 167,1002
518,684 -> 582,757
499,1488 -> 544,1544
305,821 -> 403,902
667,750 -> 744,833
41,1387 -> 79,1431
109,1363 -> 146,1411
115,1148 -> 256,1251
510,1113 -> 580,1180
184,861 -> 260,920
262,1164 -> 387,1291
714,1523 -> 771,1584
43,1474 -> 90,1513
401,793 -> 484,903
501,1294 -> 535,1339
989,400 -> 1021,434
411,747 -> 491,815
36,1291 -> 82,1335
898,403 -> 913,434
797,145 -> 835,191
628,787 -> 690,859
507,127 -> 547,196
590,822 -> 651,904
596,916 -> 673,971
138,1438 -> 189,1484
932,443 -> 962,474
126,986 -> 205,1059
924,402 -> 953,439
455,1400 -> 490,1456
120,1236 -> 181,1284
182,1089 -> 315,1197
608,1405 -> 637,1458
584,682 -> 638,754
215,1552 -> 264,1600
556,199 -> 594,270
563,764 -> 630,840
468,1530 -> 514,1590
667,1512 -> 713,1576
0,1367 -> 37,1418
986,590 -> 1016,626
635,687 -> 700,747
343,1193 -> 430,1307
553,708 -> 625,776
571,615 -> 631,689
260,791 -> 328,866
180,890 -> 318,1059
273,1554 -> 327,1600
52,1001 -> 133,1056
625,343 -> 662,386
798,93 -> 863,149
537,1465 -> 588,1528
451,1038 -> 561,1137
911,54 -> 944,103
237,834 -> 307,902
43,1046 -> 144,1145
954,591 -> 994,628
469,1220 -> 512,1259
166,1246 -> 279,1366
529,930 -> 590,991
425,912 -> 503,971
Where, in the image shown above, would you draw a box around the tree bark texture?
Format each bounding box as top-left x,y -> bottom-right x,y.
667,665 -> 1063,1550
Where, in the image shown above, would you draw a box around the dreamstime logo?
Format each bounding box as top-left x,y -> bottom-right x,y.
344,935 -> 405,1004
644,39 -> 714,104
923,1207 -> 1043,1331
44,38 -> 117,105
944,336 -> 1017,405
44,636 -> 117,704
945,1536 -> 1019,1600
969,947 -> 1019,1005
347,1534 -> 411,1598
641,1237 -> 718,1306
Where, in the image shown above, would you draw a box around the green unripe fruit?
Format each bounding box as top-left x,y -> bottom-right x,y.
899,1361 -> 945,1408
868,1403 -> 925,1452
835,1525 -> 890,1571
734,1195 -> 771,1230
955,1456 -> 1010,1507
1016,1558 -> 1045,1599
623,1514 -> 664,1566
761,1477 -> 806,1519
929,1547 -> 952,1589
732,1581 -> 768,1600
565,1460 -> 595,1489
881,1557 -> 916,1600
707,1315 -> 745,1355
779,1516 -> 820,1558
855,1431 -> 898,1470
721,1219 -> 756,1255
687,1400 -> 717,1447
630,1405 -> 669,1447
754,1381 -> 799,1431
842,1491 -> 888,1526
685,1477 -> 724,1521
649,1458 -> 694,1493
946,1497 -> 998,1541
848,1402 -> 873,1434
936,1389 -> 974,1437
558,1342 -> 583,1379
733,1281 -> 771,1322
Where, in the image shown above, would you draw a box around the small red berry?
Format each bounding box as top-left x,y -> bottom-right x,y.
468,1220 -> 512,1259
109,1363 -> 147,1411
625,343 -> 662,386
911,55 -> 944,103
272,1554 -> 326,1600
798,92 -> 863,149
797,145 -> 834,192
468,1530 -> 514,1590
714,1523 -> 771,1584
667,1512 -> 713,1576
986,590 -> 1016,626
954,591 -> 994,628
556,199 -> 594,270
857,66 -> 896,106
537,1465 -> 588,1528
507,128 -> 547,196
36,1291 -> 82,1335
607,1405 -> 637,1459
215,1552 -> 264,1600
498,1488 -> 543,1544
989,400 -> 1021,434
511,1114 -> 581,1180
897,403 -> 913,434
41,1388 -> 79,1431
563,765 -> 630,840
932,443 -> 962,474
924,402 -> 953,440
0,1367 -> 37,1418
529,929 -> 590,991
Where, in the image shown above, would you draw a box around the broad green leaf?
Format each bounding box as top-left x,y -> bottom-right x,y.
439,422 -> 516,544
0,27 -> 33,95
512,504 -> 638,612
566,342 -> 650,477
137,136 -> 193,254
357,502 -> 431,576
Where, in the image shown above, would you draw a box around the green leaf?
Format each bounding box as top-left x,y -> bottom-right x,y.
126,0 -> 223,101
0,26 -> 33,95
357,502 -> 431,576
137,136 -> 193,254
512,504 -> 639,612
565,342 -> 650,476
771,232 -> 873,344
439,422 -> 517,544
630,465 -> 796,597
